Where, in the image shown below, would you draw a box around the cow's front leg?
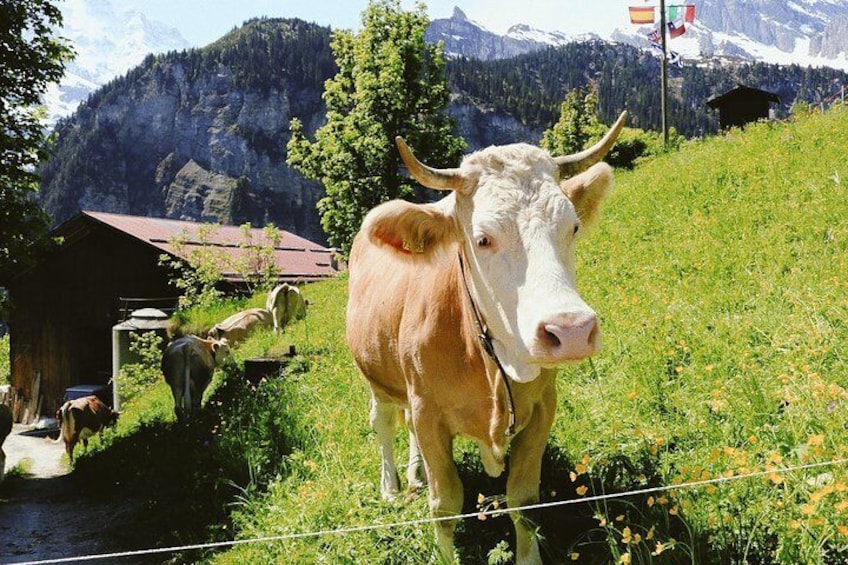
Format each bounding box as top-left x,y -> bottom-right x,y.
404,408 -> 426,490
506,390 -> 556,565
415,417 -> 462,563
370,395 -> 400,499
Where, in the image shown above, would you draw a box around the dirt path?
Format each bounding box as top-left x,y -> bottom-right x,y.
0,425 -> 153,564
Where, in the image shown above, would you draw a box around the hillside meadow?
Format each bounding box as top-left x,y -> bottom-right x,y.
73,105 -> 847,564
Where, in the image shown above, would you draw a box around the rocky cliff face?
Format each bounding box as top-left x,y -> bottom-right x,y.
39,18 -> 536,243
41,57 -> 328,242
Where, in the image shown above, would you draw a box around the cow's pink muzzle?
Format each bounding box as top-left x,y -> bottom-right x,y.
536,312 -> 600,362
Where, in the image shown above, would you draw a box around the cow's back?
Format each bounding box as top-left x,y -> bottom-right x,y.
210,308 -> 272,343
161,336 -> 215,388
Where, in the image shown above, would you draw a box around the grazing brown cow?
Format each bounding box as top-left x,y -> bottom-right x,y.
56,396 -> 119,463
207,307 -> 273,345
266,283 -> 307,332
0,404 -> 12,481
161,335 -> 230,420
347,113 -> 626,563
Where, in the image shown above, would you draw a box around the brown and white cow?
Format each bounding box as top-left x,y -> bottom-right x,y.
266,283 -> 307,332
161,335 -> 230,421
346,113 -> 626,563
0,404 -> 12,481
56,396 -> 119,463
207,307 -> 273,345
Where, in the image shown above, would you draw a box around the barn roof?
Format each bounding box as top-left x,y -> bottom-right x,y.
61,211 -> 339,283
706,84 -> 781,109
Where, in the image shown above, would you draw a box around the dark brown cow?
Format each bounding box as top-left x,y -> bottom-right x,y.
0,404 -> 12,481
56,396 -> 119,463
347,113 -> 626,563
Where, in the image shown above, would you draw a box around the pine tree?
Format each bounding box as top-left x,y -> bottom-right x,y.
286,0 -> 465,255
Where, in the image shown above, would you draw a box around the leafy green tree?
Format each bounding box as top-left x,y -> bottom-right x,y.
0,0 -> 72,281
542,84 -> 682,169
541,85 -> 606,157
287,0 -> 465,255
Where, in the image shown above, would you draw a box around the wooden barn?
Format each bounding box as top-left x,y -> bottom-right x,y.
707,84 -> 781,130
4,211 -> 339,422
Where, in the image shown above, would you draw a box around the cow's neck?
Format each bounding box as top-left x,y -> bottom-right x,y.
456,249 -> 517,439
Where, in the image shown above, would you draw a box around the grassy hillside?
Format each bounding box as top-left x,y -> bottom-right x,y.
78,106 -> 847,564
211,106 -> 847,564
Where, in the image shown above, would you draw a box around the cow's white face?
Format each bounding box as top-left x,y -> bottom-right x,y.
212,338 -> 231,365
364,113 -> 623,384
454,146 -> 607,383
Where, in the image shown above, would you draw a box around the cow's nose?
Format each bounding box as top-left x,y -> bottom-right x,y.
537,312 -> 599,361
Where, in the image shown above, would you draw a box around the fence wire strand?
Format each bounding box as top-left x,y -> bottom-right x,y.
8,457 -> 847,565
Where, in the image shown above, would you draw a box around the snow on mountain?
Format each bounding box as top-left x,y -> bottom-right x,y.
429,1 -> 848,72
44,0 -> 190,124
612,0 -> 848,72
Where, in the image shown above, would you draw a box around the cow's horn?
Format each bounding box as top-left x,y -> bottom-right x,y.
554,111 -> 628,178
396,136 -> 465,191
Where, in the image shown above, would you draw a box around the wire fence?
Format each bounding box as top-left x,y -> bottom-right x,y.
9,457 -> 848,565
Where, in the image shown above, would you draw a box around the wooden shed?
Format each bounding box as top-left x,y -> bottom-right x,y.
5,211 -> 339,422
706,85 -> 781,130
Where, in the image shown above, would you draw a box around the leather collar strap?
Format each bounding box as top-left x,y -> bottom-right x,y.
457,251 -> 517,438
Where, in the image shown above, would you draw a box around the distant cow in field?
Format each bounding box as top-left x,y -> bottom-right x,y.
0,404 -> 12,481
207,307 -> 273,346
347,113 -> 626,563
56,396 -> 119,463
161,335 -> 231,420
266,283 -> 307,332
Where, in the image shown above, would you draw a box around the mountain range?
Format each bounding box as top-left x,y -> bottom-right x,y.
428,2 -> 848,70
48,1 -> 848,123
44,0 -> 190,124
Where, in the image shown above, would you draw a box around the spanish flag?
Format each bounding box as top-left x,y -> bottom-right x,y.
629,6 -> 655,24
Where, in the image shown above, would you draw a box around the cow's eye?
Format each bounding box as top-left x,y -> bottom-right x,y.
476,235 -> 492,248
573,223 -> 581,236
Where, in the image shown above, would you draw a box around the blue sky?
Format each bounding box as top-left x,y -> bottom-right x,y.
121,0 -> 632,47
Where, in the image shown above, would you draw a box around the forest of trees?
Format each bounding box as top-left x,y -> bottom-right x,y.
447,40 -> 848,137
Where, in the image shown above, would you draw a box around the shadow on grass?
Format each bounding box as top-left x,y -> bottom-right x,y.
70,371 -> 302,564
453,445 -> 703,564
70,413 -> 238,563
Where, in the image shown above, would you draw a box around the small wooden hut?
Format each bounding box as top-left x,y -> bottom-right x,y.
706,84 -> 781,130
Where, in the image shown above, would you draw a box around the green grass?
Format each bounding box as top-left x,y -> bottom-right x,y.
78,106 -> 848,564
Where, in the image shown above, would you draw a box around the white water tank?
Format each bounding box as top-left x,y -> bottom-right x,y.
111,308 -> 170,411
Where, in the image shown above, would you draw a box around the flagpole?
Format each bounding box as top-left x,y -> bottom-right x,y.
659,0 -> 669,146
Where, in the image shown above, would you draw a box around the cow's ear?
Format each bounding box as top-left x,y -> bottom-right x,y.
362,199 -> 457,256
560,162 -> 613,228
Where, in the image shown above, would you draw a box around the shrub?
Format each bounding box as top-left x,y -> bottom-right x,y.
117,330 -> 165,406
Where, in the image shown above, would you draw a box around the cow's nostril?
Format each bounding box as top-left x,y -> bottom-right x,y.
542,326 -> 562,349
587,319 -> 599,346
